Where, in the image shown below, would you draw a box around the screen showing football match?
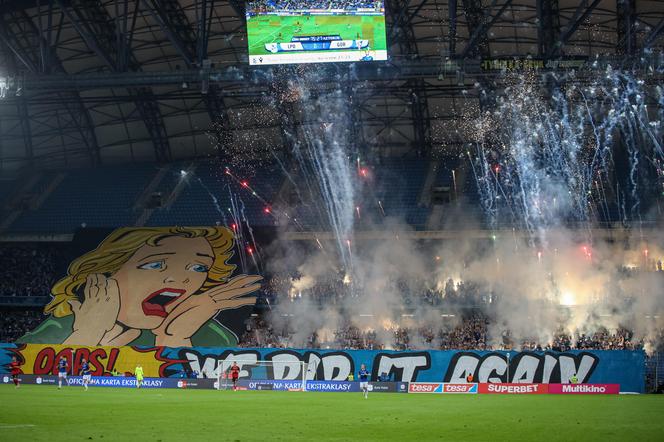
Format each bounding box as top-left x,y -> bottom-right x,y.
246,1 -> 387,65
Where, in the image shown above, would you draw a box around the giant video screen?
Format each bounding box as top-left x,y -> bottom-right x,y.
246,1 -> 387,65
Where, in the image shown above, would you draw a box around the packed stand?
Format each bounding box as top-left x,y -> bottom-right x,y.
237,312 -> 648,351
0,244 -> 62,298
261,272 -> 494,307
0,309 -> 44,342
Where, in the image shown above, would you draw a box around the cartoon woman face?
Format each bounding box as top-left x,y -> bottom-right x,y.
112,236 -> 214,330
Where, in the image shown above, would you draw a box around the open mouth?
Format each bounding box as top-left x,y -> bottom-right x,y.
141,288 -> 186,317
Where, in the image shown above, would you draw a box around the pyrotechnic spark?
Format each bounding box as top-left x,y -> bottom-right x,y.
560,292 -> 576,307
468,68 -> 663,241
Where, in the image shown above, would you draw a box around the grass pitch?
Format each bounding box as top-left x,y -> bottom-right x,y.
247,14 -> 387,56
1,385 -> 663,441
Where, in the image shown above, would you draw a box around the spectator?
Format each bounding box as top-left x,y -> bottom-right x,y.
0,309 -> 44,342
0,244 -> 62,298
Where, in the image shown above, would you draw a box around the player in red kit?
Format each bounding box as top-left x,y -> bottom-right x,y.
229,362 -> 240,391
9,356 -> 21,388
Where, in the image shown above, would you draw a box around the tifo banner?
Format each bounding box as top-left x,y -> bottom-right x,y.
0,343 -> 645,393
3,343 -> 172,377
16,227 -> 261,348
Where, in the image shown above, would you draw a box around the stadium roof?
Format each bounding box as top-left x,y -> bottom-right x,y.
0,0 -> 662,173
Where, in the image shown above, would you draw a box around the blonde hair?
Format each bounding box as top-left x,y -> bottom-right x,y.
46,227 -> 236,318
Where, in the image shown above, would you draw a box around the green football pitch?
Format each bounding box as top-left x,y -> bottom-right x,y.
1,386 -> 663,441
247,15 -> 387,56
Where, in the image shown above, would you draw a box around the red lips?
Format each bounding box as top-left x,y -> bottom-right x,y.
141,288 -> 186,317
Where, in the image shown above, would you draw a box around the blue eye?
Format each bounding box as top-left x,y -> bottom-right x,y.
138,260 -> 164,270
190,264 -> 209,273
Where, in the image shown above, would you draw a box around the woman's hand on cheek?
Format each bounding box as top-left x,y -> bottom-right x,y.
64,273 -> 120,346
153,275 -> 262,347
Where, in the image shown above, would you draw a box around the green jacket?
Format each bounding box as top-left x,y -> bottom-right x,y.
17,315 -> 238,347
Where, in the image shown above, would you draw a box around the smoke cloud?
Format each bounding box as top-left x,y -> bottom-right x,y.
241,64 -> 664,353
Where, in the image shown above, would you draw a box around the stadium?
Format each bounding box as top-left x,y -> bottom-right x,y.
0,0 -> 663,440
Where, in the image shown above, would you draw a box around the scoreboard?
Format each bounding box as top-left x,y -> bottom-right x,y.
265,36 -> 370,53
246,3 -> 387,65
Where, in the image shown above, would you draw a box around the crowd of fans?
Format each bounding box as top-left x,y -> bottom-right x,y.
239,316 -> 291,348
546,329 -> 642,351
236,311 -> 649,351
260,272 -> 493,307
0,306 -> 654,352
0,245 -> 61,298
0,242 -> 660,354
0,309 -> 43,342
249,268 -> 662,351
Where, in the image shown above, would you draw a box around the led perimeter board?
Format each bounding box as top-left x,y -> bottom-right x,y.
246,1 -> 387,65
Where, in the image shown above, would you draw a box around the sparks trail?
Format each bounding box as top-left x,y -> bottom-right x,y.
224,167 -> 305,230
286,69 -> 357,270
196,177 -> 224,217
470,68 -> 664,241
224,165 -> 327,253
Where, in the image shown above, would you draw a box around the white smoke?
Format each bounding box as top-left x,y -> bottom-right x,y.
257,65 -> 664,354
